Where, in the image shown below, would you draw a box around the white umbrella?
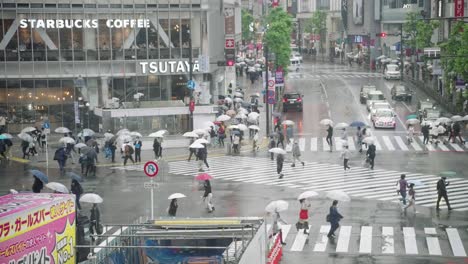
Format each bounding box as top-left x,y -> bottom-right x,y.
104,132 -> 114,139
234,92 -> 243,97
75,143 -> 87,149
406,119 -> 420,125
116,128 -> 130,136
282,120 -> 295,126
320,119 -> 334,126
435,117 -> 451,124
238,108 -> 249,115
421,120 -> 433,127
235,113 -> 247,119
462,115 -> 468,121
234,98 -> 243,103
216,115 -> 231,122
193,129 -> 208,135
130,131 -> 143,138
297,191 -> 319,200
1,133 -> 13,139
362,137 -> 375,144
189,142 -> 205,149
168,193 -> 186,200
194,138 -> 209,144
59,137 -> 75,145
10,189 -> 18,194
203,121 -> 216,129
150,130 -> 168,138
334,122 -> 349,129
326,190 -> 351,202
226,109 -> 237,116
118,135 -> 133,143
183,131 -> 199,138
18,133 -> 33,142
227,125 -> 239,130
391,59 -> 399,64
54,127 -> 71,133
265,200 -> 289,213
237,124 -> 248,131
82,128 -> 95,136
248,112 -> 260,120
248,125 -> 260,131
268,148 -> 287,155
451,115 -> 463,122
408,179 -> 425,187
21,127 -> 36,133
45,182 -> 69,194
224,97 -> 233,103
80,193 -> 103,204
376,55 -> 386,60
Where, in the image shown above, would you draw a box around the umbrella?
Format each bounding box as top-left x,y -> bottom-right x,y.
376,55 -> 386,60
80,193 -> 103,204
193,129 -> 208,135
268,148 -> 287,155
463,115 -> 468,121
231,130 -> 241,135
168,193 -> 186,200
251,93 -> 260,97
67,172 -> 83,182
440,171 -> 457,178
234,98 -> 243,103
130,131 -> 143,138
362,137 -> 375,144
55,127 -> 71,133
248,112 -> 260,120
203,121 -> 215,128
195,173 -> 213,181
227,125 -> 239,130
297,191 -> 319,200
234,92 -> 244,97
30,170 -> 49,184
104,132 -> 114,139
0,134 -> 6,140
265,200 -> 289,213
194,138 -> 209,144
320,119 -> 333,126
82,128 -> 95,137
46,182 -> 69,194
237,124 -> 248,131
10,189 -> 18,194
350,121 -> 367,127
21,127 -> 36,134
80,146 -> 94,155
435,117 -> 451,124
189,142 -> 205,149
408,179 -> 425,187
116,128 -> 130,136
219,105 -> 228,111
406,114 -> 418,120
59,137 -> 75,145
118,135 -> 133,143
248,125 -> 260,131
421,120 -> 433,127
216,115 -> 231,122
334,122 -> 349,129
18,133 -> 34,142
238,108 -> 249,115
183,131 -> 199,138
150,130 -> 168,138
450,115 -> 463,122
326,190 -> 351,202
224,97 -> 233,103
272,112 -> 282,117
406,119 -> 420,125
282,120 -> 295,126
0,133 -> 13,139
226,110 -> 237,116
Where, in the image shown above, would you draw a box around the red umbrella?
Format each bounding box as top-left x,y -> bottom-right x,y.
213,121 -> 222,125
195,173 -> 213,181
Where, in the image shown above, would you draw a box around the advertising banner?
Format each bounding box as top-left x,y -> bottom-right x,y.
0,193 -> 76,264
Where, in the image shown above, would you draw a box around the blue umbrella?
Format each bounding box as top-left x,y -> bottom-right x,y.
30,170 -> 49,184
350,121 -> 367,127
231,130 -> 241,135
67,172 -> 83,182
0,134 -> 6,140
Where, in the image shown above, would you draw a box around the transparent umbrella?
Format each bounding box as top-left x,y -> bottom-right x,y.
55,127 -> 71,134
21,127 -> 37,133
46,182 -> 69,194
265,200 -> 289,213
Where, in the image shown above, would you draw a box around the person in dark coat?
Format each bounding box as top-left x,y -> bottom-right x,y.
153,138 -> 161,159
54,146 -> 68,172
187,137 -> 196,161
277,153 -> 284,179
277,131 -> 285,148
421,125 -> 430,145
71,179 -> 83,210
0,140 -> 6,159
327,200 -> 343,238
32,176 -> 43,193
436,176 -> 452,210
21,140 -> 30,159
269,136 -> 276,160
134,137 -> 142,162
85,149 -> 97,177
203,180 -> 214,212
326,125 -> 333,151
89,204 -> 101,241
197,145 -> 209,172
109,140 -> 116,162
168,199 -> 178,217
366,142 -> 376,170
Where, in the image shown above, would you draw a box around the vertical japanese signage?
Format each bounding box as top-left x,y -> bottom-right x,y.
455,0 -> 464,17
224,7 -> 236,92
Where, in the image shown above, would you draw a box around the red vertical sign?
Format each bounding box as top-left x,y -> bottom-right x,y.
455,0 -> 464,17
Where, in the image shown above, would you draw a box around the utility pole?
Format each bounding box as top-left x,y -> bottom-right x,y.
400,24 -> 404,80
264,45 -> 270,134
188,28 -> 194,131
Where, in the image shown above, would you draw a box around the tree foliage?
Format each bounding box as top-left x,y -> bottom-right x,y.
440,21 -> 468,93
304,10 -> 327,53
264,8 -> 293,72
403,12 -> 439,50
242,9 -> 255,41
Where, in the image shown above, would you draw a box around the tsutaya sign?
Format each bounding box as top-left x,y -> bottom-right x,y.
140,61 -> 200,74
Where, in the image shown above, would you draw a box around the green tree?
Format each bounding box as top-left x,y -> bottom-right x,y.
403,12 -> 439,51
264,8 -> 293,73
242,9 -> 255,42
304,10 -> 327,58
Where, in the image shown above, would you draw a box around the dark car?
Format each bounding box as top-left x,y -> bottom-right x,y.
360,85 -> 377,104
282,93 -> 303,112
391,84 -> 413,102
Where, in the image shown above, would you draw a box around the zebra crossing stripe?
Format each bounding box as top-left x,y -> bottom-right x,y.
334,137 -> 343,151
382,136 -> 395,151
298,137 -> 306,152
382,227 -> 394,254
313,225 -> 330,252
395,136 -> 409,151
290,230 -> 309,251
446,228 -> 467,257
323,138 -> 331,151
359,226 -> 373,253
437,143 -> 450,151
424,228 -> 442,256
347,137 -> 356,151
336,226 -> 352,253
310,137 -> 317,151
403,227 -> 418,254
450,143 -> 464,152
373,137 -> 383,150
411,138 -> 423,151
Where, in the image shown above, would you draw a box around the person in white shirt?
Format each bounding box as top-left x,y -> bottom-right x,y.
341,145 -> 351,170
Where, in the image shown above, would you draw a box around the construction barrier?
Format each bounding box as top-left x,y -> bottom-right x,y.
267,235 -> 282,264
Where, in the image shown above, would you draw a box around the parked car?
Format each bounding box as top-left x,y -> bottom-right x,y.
292,52 -> 303,63
366,90 -> 386,111
384,64 -> 400,80
370,102 -> 393,121
391,84 -> 413,102
372,109 -> 397,129
282,92 -> 303,112
288,57 -> 301,72
360,85 -> 377,104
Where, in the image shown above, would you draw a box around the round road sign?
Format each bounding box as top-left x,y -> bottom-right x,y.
268,79 -> 275,88
144,161 -> 159,178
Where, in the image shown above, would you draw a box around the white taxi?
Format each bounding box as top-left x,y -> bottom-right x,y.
370,102 -> 393,121
372,109 -> 396,129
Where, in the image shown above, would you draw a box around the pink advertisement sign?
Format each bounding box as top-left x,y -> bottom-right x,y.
0,193 -> 76,264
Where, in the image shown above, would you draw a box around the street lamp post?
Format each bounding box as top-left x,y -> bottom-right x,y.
264,45 -> 270,134
400,24 -> 404,80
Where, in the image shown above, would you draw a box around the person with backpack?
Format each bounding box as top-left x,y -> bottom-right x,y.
326,200 -> 343,238
134,137 -> 142,162
54,146 -> 67,172
366,142 -> 376,170
123,142 -> 135,166
421,124 -> 430,145
21,139 -> 30,159
451,122 -> 464,144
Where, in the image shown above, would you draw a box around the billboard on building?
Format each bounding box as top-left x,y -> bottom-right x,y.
353,0 -> 364,25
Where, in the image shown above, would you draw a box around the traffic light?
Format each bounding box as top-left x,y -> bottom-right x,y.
376,32 -> 387,38
226,59 -> 235,66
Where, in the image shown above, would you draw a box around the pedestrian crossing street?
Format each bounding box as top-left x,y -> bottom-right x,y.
268,224 -> 467,257
288,72 -> 383,80
289,135 -> 467,153
168,156 -> 468,211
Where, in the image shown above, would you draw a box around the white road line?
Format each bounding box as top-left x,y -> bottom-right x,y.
382,227 -> 394,254
424,228 -> 442,256
313,225 -> 331,252
437,143 -> 450,152
449,143 -> 464,152
446,228 -> 467,256
411,138 -> 423,151
323,138 -> 330,152
403,227 -> 418,255
419,136 -> 434,151
334,137 -> 343,151
310,137 -> 318,151
382,136 -> 395,151
290,230 -> 309,251
298,137 -> 306,152
347,137 -> 356,151
336,226 -> 352,253
281,224 -> 292,242
373,137 -> 383,150
394,136 -> 409,151
359,226 -> 372,253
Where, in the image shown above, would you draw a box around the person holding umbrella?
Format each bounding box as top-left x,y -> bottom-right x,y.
272,210 -> 287,245
341,145 -> 351,171
269,136 -> 276,160
327,200 -> 343,238
326,125 -> 333,151
286,125 -> 293,144
32,176 -> 44,193
53,145 -> 68,172
218,125 -> 225,147
366,142 -> 376,170
252,131 -> 259,152
21,139 -> 30,159
134,137 -> 142,163
421,124 -> 430,145
168,199 -> 178,217
277,153 -> 285,179
298,199 -> 311,234
356,127 -> 363,153
197,144 -> 209,171
187,137 -> 197,161
277,131 -> 285,149
404,183 -> 416,213
232,134 -> 240,154
291,140 -> 305,167
89,203 -> 101,241
436,176 -> 452,210
123,141 -> 135,166
71,179 -> 83,210
203,180 -> 214,213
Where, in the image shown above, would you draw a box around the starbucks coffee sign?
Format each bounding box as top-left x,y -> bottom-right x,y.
139,61 -> 200,74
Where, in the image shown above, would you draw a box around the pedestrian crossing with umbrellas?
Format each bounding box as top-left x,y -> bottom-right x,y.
167,156 -> 468,211
288,72 -> 384,80
267,223 -> 467,257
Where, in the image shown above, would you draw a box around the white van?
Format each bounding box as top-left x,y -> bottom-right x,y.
289,57 -> 301,72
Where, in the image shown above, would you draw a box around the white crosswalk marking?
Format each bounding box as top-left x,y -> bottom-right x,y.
425,228 -> 442,256
373,137 -> 383,150
446,228 -> 467,257
450,143 -> 464,152
290,230 -> 309,251
310,137 -> 317,151
359,226 -> 373,253
403,227 -> 418,254
411,138 -> 423,151
313,225 -> 330,252
437,143 -> 450,151
298,137 -> 306,152
336,226 -> 352,253
382,227 -> 394,254
323,138 -> 330,151
382,136 -> 395,151
394,136 -> 409,151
